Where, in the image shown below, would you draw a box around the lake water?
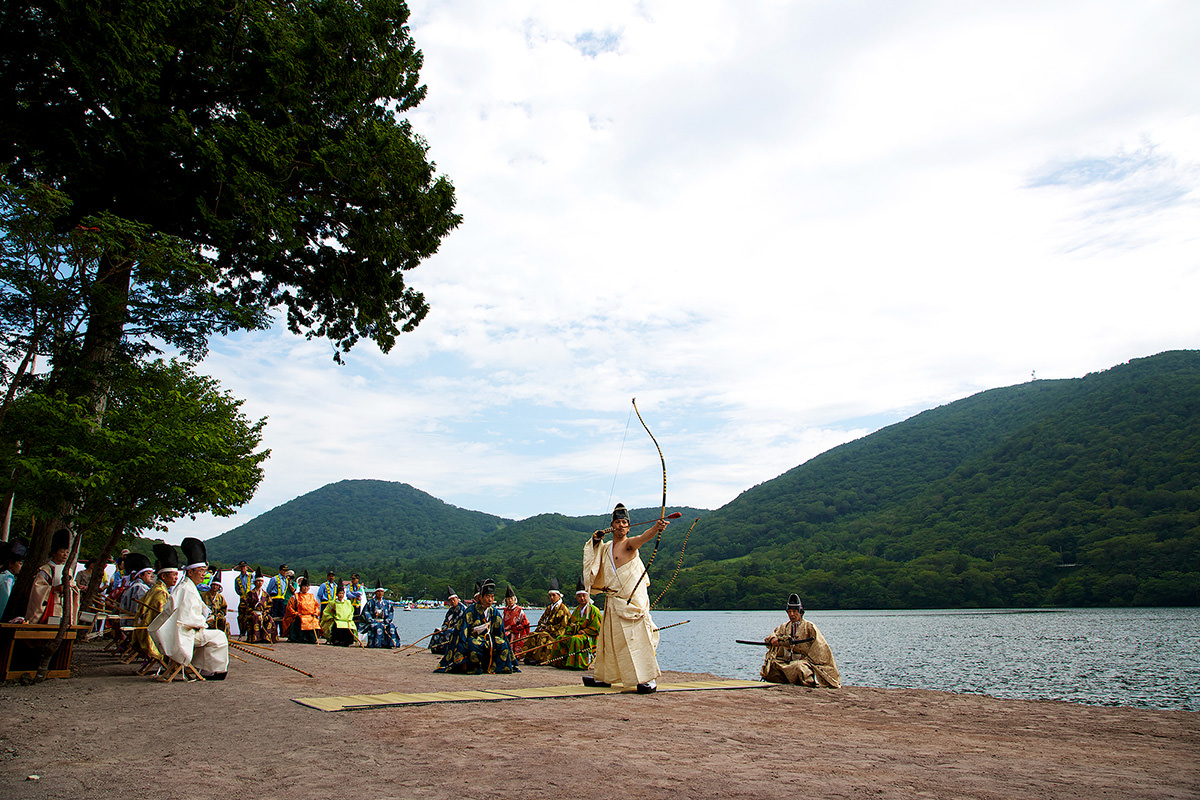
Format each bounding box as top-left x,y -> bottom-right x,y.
224,599 -> 1200,712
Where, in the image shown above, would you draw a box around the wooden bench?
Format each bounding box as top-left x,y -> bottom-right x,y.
0,622 -> 91,680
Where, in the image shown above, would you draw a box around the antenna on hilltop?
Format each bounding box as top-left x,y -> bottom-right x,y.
1031,370 -> 1037,382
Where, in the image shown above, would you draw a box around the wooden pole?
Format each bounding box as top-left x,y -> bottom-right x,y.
228,641 -> 313,677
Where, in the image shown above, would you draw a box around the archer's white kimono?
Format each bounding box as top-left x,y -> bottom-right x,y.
149,578 -> 229,673
583,537 -> 661,687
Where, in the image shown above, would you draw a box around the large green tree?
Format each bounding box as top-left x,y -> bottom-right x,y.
1,0 -> 460,362
0,0 -> 459,596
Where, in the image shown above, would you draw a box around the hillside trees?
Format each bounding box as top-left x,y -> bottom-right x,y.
0,0 -> 458,606
1,358 -> 268,617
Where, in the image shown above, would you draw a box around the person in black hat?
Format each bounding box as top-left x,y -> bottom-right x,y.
204,570 -> 229,634
238,569 -> 273,643
582,503 -> 668,692
320,582 -> 358,646
233,561 -> 252,600
501,584 -> 530,661
148,537 -> 229,679
346,572 -> 367,622
282,574 -> 321,644
362,579 -> 399,648
429,585 -> 467,655
0,538 -> 27,621
25,528 -> 80,625
119,552 -> 156,616
130,543 -> 181,662
760,594 -> 840,688
559,578 -> 601,670
266,564 -> 294,639
522,577 -> 573,665
316,569 -> 338,620
434,578 -> 520,674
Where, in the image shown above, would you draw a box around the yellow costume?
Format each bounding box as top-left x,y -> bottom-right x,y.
761,616 -> 840,688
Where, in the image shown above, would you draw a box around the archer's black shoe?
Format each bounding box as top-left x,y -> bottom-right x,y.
636,682 -> 657,694
209,671 -> 227,681
582,676 -> 610,688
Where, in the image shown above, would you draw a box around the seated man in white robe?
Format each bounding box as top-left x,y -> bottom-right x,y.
760,593 -> 840,688
149,537 -> 229,680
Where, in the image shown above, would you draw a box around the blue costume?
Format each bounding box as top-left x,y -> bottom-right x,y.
429,586 -> 468,655
434,593 -> 520,675
362,593 -> 400,648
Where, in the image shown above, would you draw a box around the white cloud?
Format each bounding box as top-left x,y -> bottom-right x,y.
164,0 -> 1200,544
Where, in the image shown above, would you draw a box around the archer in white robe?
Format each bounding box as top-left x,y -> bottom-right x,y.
149,577 -> 229,674
583,537 -> 661,687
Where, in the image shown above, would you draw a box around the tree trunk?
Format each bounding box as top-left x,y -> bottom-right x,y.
3,517 -> 57,622
77,520 -> 126,620
6,253 -> 132,621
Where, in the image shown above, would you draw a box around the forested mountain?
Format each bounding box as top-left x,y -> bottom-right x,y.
202,351 -> 1200,609
660,350 -> 1200,608
205,479 -> 710,601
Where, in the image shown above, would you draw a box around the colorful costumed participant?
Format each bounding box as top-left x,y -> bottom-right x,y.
119,554 -> 155,616
316,570 -> 338,616
238,571 -> 273,643
346,573 -> 367,625
0,538 -> 27,621
320,584 -> 358,646
283,574 -> 321,644
434,579 -> 520,674
558,579 -> 601,670
582,503 -> 667,693
133,544 -> 181,661
521,578 -> 572,666
362,581 -> 399,648
25,528 -> 81,626
233,561 -> 252,600
204,570 -> 230,634
148,538 -> 229,679
760,594 -> 840,688
501,584 -> 530,659
429,586 -> 466,655
265,565 -> 294,638
115,553 -> 154,654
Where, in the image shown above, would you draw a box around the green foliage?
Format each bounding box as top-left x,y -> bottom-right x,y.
2,358 -> 268,553
0,0 -> 456,606
0,0 -> 460,359
666,351 -> 1200,608
209,352 -> 1200,609
206,481 -> 708,603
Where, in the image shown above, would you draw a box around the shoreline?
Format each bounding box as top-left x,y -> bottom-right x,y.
1,640 -> 1196,799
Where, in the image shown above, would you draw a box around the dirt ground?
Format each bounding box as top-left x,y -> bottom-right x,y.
1,638 -> 1197,800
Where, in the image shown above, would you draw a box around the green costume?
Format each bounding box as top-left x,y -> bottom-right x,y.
558,599 -> 602,670
320,597 -> 358,646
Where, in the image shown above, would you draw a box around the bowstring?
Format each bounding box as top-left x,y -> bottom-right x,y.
605,404 -> 634,516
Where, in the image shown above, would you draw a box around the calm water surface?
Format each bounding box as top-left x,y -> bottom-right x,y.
646,607 -> 1200,712
227,599 -> 1199,711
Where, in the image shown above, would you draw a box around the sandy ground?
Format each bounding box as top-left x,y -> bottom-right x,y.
1,638 -> 1197,800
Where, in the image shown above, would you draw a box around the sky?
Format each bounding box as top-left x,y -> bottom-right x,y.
165,0 -> 1200,544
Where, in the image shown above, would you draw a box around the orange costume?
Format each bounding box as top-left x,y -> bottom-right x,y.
283,592 -> 321,642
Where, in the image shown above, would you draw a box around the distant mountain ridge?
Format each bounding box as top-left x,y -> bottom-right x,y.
207,481 -> 513,568
205,350 -> 1200,608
